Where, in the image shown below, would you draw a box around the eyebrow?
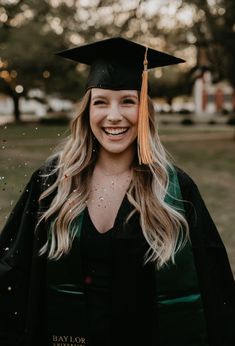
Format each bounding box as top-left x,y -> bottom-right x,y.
91,94 -> 138,100
121,94 -> 138,99
91,95 -> 107,100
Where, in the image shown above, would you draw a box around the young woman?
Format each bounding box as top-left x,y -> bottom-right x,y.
0,37 -> 234,346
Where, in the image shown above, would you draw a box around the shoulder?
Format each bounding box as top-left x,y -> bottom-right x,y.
173,165 -> 199,194
29,155 -> 59,188
173,166 -> 216,236
172,165 -> 205,215
32,155 -> 59,178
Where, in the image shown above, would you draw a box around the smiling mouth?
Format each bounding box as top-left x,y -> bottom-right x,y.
103,127 -> 129,136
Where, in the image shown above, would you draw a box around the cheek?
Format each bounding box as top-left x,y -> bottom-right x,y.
127,107 -> 139,126
89,108 -> 102,130
90,108 -> 104,125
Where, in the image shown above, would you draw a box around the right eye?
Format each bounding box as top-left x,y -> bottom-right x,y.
93,100 -> 105,105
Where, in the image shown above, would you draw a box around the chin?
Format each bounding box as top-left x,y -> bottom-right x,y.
102,142 -> 136,155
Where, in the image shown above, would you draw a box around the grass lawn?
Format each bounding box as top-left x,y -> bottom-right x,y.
0,122 -> 234,276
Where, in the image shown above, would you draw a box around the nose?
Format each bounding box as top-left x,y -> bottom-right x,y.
106,104 -> 123,122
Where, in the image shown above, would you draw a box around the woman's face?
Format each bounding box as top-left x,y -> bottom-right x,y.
89,88 -> 139,156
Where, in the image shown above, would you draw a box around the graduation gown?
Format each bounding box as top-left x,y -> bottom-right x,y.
0,161 -> 234,346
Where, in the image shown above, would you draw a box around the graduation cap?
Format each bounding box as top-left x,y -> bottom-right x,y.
56,37 -> 185,164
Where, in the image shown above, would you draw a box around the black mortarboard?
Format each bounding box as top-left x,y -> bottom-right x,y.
56,37 -> 185,165
56,37 -> 185,91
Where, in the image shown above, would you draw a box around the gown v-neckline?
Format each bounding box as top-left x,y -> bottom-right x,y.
86,194 -> 127,235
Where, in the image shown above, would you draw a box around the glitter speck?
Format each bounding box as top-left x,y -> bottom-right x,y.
84,276 -> 92,285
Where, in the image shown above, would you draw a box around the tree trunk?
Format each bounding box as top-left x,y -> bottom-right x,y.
12,94 -> 21,122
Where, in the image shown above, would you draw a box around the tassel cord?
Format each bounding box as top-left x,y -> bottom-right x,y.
138,47 -> 153,165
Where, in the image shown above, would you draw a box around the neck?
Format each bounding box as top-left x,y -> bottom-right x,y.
96,147 -> 135,175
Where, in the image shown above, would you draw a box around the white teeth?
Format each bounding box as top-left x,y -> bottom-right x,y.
104,128 -> 128,135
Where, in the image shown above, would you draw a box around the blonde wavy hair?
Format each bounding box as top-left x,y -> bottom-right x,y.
38,89 -> 189,268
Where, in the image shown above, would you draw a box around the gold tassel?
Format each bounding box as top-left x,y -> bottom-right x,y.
137,47 -> 153,165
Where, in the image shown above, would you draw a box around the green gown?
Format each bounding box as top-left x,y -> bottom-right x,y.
46,167 -> 208,346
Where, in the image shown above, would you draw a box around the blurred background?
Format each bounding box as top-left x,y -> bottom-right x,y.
0,0 -> 234,275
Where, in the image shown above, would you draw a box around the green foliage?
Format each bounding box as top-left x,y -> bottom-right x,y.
0,0 -> 86,119
175,0 -> 235,87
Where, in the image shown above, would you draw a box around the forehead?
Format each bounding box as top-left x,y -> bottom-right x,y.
91,88 -> 138,98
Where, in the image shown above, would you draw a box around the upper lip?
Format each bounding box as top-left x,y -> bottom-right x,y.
103,125 -> 129,129
102,126 -> 129,129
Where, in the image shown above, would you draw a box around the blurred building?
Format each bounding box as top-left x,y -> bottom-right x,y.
0,93 -> 13,115
193,69 -> 235,114
191,47 -> 235,115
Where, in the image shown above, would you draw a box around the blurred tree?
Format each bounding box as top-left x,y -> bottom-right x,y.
0,0 -> 86,121
175,0 -> 235,87
149,68 -> 190,106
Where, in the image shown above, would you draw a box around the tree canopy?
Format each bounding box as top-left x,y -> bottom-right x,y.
0,0 -> 234,120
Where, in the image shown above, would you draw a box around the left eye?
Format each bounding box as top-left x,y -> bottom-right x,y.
123,99 -> 135,104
